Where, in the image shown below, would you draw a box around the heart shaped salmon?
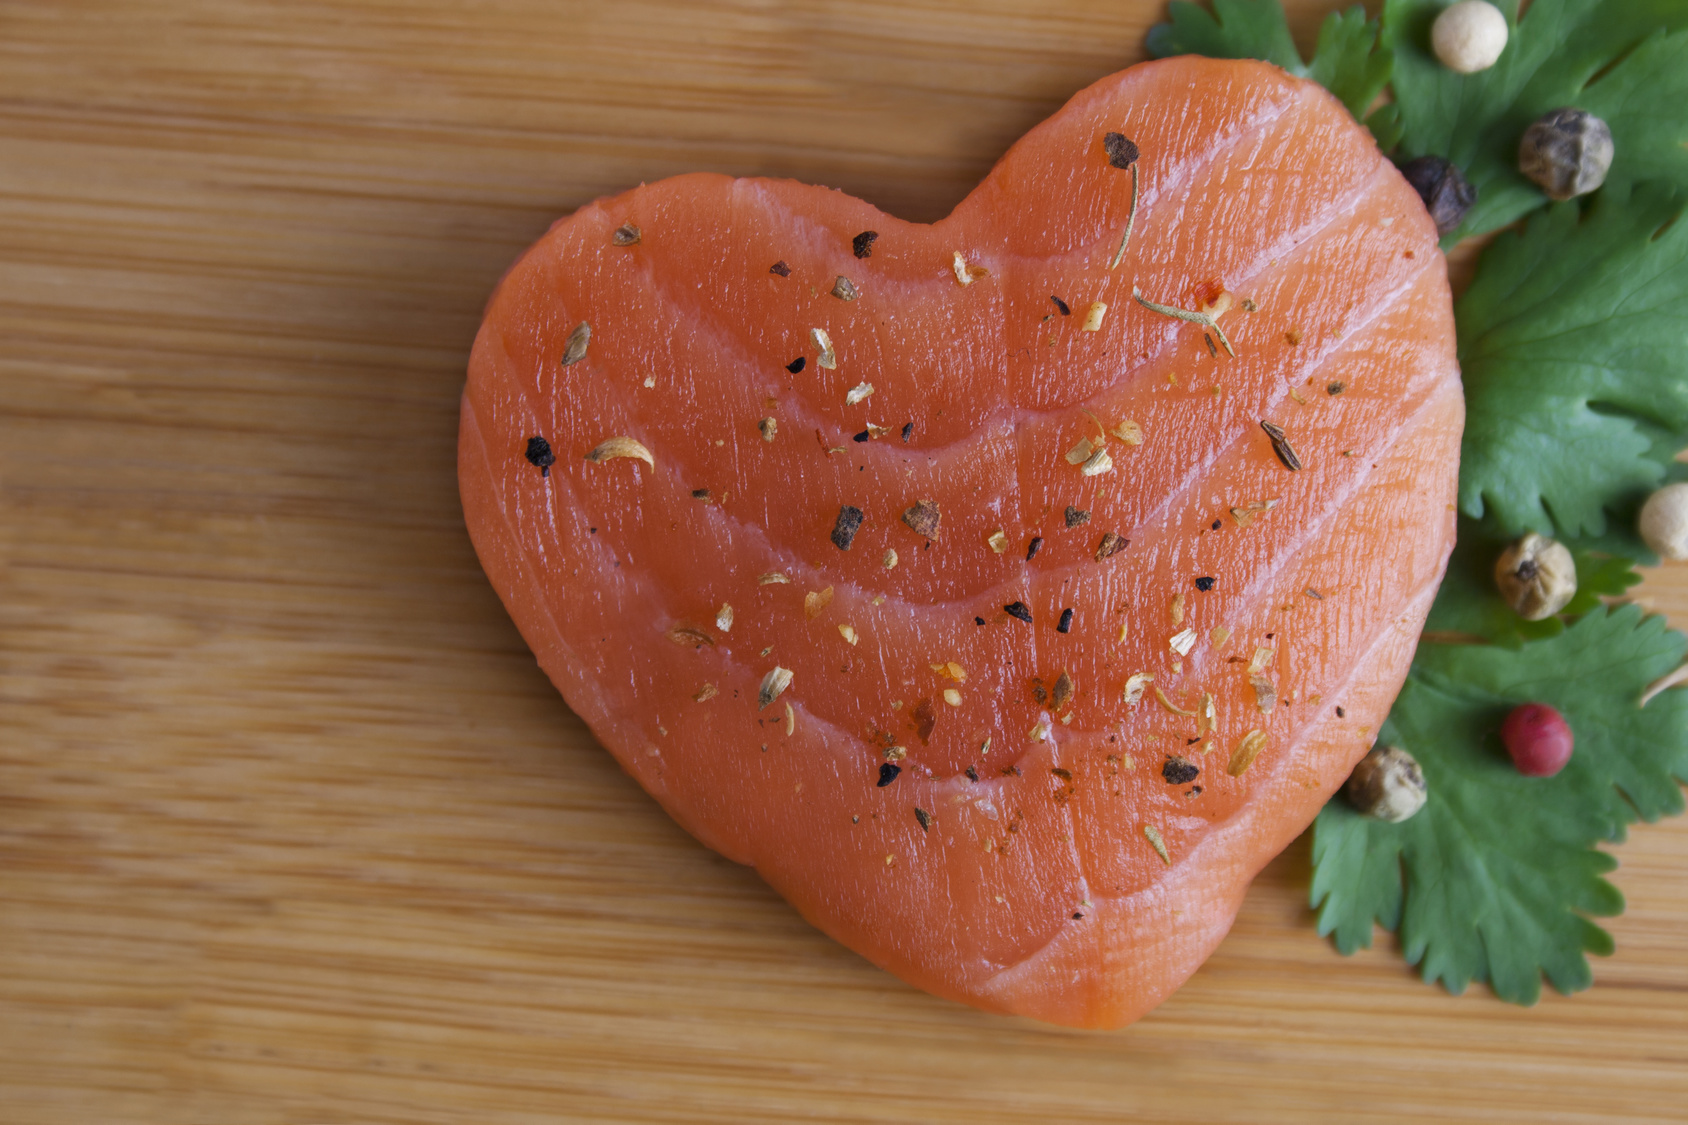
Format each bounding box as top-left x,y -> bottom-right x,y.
459,56 -> 1461,1028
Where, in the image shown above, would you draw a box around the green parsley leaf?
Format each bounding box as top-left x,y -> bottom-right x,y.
1456,183 -> 1688,539
1311,604 -> 1688,1003
1147,1 -> 1392,121
1383,0 -> 1688,243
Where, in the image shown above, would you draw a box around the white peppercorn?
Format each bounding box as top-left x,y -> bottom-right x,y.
1344,745 -> 1427,823
1432,1 -> 1509,74
1519,108 -> 1614,200
1494,532 -> 1577,621
1639,482 -> 1688,561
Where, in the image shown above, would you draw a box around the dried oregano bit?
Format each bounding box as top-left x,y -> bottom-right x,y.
611,223 -> 641,246
694,683 -> 718,702
584,436 -> 655,468
716,604 -> 734,632
987,528 -> 1009,554
810,327 -> 836,370
1229,730 -> 1267,777
524,436 -> 556,477
1143,824 -> 1172,865
804,586 -> 835,619
666,625 -> 715,649
831,505 -> 865,550
831,275 -> 859,301
845,382 -> 874,405
852,230 -> 878,259
1065,506 -> 1090,528
1259,420 -> 1301,471
560,321 -> 592,367
1102,131 -> 1139,170
877,762 -> 901,787
1095,532 -> 1128,561
691,489 -> 711,502
1051,670 -> 1076,711
1123,672 -> 1153,706
902,499 -> 941,539
758,666 -> 794,709
1132,288 -> 1234,356
1327,381 -> 1346,396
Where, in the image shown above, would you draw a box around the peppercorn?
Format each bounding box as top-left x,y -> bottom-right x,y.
1500,702 -> 1573,778
1518,108 -> 1613,201
1343,745 -> 1427,823
1398,156 -> 1477,235
1493,532 -> 1577,621
1638,482 -> 1688,561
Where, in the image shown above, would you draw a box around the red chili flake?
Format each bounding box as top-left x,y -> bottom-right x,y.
1004,601 -> 1033,623
1194,576 -> 1216,591
1051,295 -> 1071,316
770,260 -> 792,277
1057,608 -> 1074,633
831,506 -> 865,550
787,356 -> 806,374
1026,536 -> 1044,560
1095,532 -> 1128,561
910,698 -> 938,744
1103,132 -> 1140,169
1065,506 -> 1090,528
1162,756 -> 1200,785
877,763 -> 901,787
852,230 -> 879,259
524,436 -> 555,477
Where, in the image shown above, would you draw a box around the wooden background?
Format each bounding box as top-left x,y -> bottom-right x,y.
3,1 -> 1685,1120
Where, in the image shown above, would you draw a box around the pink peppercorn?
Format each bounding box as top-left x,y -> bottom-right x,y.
1501,703 -> 1574,777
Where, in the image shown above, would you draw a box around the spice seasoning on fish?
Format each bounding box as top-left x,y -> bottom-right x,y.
1230,498 -> 1280,527
1327,381 -> 1346,395
524,436 -> 555,477
1081,302 -> 1108,332
1259,421 -> 1302,471
846,382 -> 874,405
666,625 -> 714,649
758,666 -> 794,709
786,357 -> 806,374
811,328 -> 836,369
831,505 -> 865,550
902,499 -> 942,539
1162,756 -> 1200,785
1026,536 -> 1044,560
715,604 -> 734,632
1194,576 -> 1215,592
852,230 -> 878,258
1112,420 -> 1143,445
1143,825 -> 1171,865
804,587 -> 835,619
988,528 -> 1009,554
914,807 -> 932,832
759,417 -> 778,442
559,321 -> 592,366
883,549 -> 898,569
611,223 -> 641,246
1154,686 -> 1197,717
1065,506 -> 1090,527
1004,601 -> 1033,623
1095,532 -> 1128,561
877,763 -> 901,787
584,436 -> 655,468
770,260 -> 792,277
1109,161 -> 1140,270
694,683 -> 718,702
758,572 -> 791,585
900,422 -> 913,442
832,275 -> 859,301
1169,628 -> 1197,656
1052,670 -> 1076,711
1051,295 -> 1071,316
1132,288 -> 1234,355
1123,672 -> 1153,705
1229,730 -> 1267,776
1057,608 -> 1075,634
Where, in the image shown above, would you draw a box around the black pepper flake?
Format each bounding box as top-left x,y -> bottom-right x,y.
1212,520 -> 1223,531
1203,332 -> 1218,358
901,422 -> 913,443
974,616 -> 986,626
691,488 -> 710,500
1026,536 -> 1044,560
770,260 -> 792,277
1336,706 -> 1346,718
1065,506 -> 1090,528
1162,756 -> 1200,785
831,505 -> 865,550
1260,420 -> 1302,471
524,436 -> 556,477
852,230 -> 879,258
1051,295 -> 1071,316
1051,767 -> 1073,781
1057,608 -> 1074,633
853,430 -> 871,443
1328,381 -> 1346,396
1004,601 -> 1033,624
1194,576 -> 1216,592
877,763 -> 901,787
914,806 -> 931,832
1187,786 -> 1203,798
1103,131 -> 1140,170
965,765 -> 979,782
787,356 -> 806,374
1073,912 -> 1085,920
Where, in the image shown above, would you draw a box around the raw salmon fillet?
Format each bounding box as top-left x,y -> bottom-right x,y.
459,56 -> 1462,1029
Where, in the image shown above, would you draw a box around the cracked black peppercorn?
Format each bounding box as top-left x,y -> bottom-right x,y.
1162,756 -> 1200,785
1399,155 -> 1477,235
877,763 -> 901,787
524,436 -> 555,476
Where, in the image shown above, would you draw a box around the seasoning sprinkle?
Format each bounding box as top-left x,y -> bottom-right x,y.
559,321 -> 592,367
1230,498 -> 1280,527
1109,162 -> 1140,270
852,230 -> 878,259
838,624 -> 859,646
987,528 -> 1009,554
804,586 -> 835,619
1169,627 -> 1197,656
877,763 -> 901,787
900,422 -> 913,442
758,572 -> 791,586
882,549 -> 898,569
1194,576 -> 1216,592
524,436 -> 555,477
1112,419 -> 1143,445
845,382 -> 874,405
1154,686 -> 1197,717
1259,420 -> 1302,471
1081,302 -> 1108,332
1057,608 -> 1074,634
715,603 -> 734,632
1004,601 -> 1033,624
611,222 -> 641,246
831,505 -> 865,550
666,625 -> 714,649
831,275 -> 859,301
784,701 -> 796,735
914,807 -> 932,832
1229,729 -> 1268,776
1051,295 -> 1071,316
1211,626 -> 1231,647
902,499 -> 941,539
1095,532 -> 1128,561
770,260 -> 792,277
1201,691 -> 1217,735
811,327 -> 836,369
694,683 -> 718,702
1052,669 -> 1075,710
1065,506 -> 1090,527
1124,672 -> 1153,706
1026,536 -> 1043,560
1170,593 -> 1185,625
1080,447 -> 1114,476
758,666 -> 793,709
584,436 -> 655,468
759,416 -> 778,442
1132,288 -> 1234,356
787,357 -> 806,374
1103,131 -> 1139,169
1143,824 -> 1171,865
1305,586 -> 1324,600
943,688 -> 962,707
1250,675 -> 1276,713
950,250 -> 987,285
1162,756 -> 1200,785
1328,381 -> 1346,396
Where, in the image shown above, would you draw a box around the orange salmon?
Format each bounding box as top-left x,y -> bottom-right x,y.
459,56 -> 1461,1028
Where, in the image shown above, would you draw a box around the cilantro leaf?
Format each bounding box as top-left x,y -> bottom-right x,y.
1147,1 -> 1392,121
1455,183 -> 1688,539
1311,604 -> 1688,1003
1382,0 -> 1688,243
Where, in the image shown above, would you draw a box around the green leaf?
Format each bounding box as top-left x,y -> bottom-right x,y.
1456,184 -> 1688,539
1311,605 -> 1688,1003
1147,1 -> 1391,120
1382,0 -> 1688,243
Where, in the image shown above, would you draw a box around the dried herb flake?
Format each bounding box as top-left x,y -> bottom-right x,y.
831,505 -> 865,550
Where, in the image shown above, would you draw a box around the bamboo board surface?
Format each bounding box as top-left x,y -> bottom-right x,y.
2,1 -> 1686,1121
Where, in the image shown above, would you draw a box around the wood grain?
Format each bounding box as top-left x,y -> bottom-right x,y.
2,1 -> 1685,1121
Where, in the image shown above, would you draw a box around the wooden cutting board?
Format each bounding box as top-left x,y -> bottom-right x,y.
3,1 -> 1684,1120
